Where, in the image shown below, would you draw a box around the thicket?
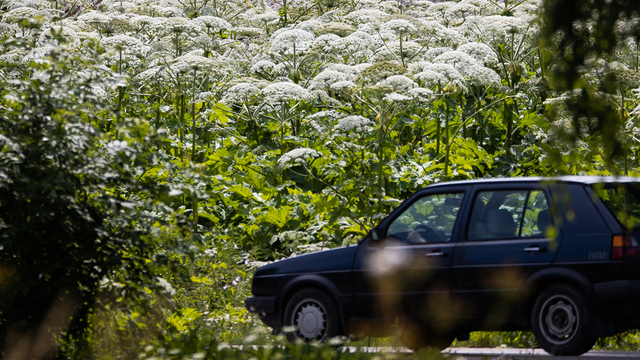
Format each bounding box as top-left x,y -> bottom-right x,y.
1,0 -> 640,358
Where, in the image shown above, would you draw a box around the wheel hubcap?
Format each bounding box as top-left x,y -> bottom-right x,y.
293,300 -> 327,341
539,295 -> 579,345
546,301 -> 575,337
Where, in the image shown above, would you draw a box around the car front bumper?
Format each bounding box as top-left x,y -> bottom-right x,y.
245,296 -> 277,313
245,296 -> 280,331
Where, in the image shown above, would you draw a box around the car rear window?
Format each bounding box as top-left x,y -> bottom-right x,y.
592,183 -> 640,229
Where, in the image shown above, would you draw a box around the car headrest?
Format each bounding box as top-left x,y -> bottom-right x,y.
537,209 -> 551,235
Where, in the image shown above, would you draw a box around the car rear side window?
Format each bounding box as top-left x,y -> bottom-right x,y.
592,183 -> 640,229
468,189 -> 551,240
522,190 -> 551,237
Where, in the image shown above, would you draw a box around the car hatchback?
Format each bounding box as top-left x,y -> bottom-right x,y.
245,176 -> 640,355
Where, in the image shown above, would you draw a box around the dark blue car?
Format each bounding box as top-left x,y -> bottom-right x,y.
245,177 -> 640,355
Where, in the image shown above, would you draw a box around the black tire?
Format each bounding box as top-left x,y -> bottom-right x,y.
283,288 -> 341,343
531,284 -> 596,356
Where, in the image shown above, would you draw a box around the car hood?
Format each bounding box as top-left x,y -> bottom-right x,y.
254,245 -> 358,277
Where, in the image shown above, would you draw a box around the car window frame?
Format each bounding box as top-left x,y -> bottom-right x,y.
463,184 -> 554,242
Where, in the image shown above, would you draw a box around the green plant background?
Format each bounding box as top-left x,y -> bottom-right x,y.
1,0 -> 640,358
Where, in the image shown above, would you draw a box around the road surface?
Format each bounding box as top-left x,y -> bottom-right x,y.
341,347 -> 640,359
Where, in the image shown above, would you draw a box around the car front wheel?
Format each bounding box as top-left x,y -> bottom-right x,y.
531,284 -> 595,356
283,288 -> 341,342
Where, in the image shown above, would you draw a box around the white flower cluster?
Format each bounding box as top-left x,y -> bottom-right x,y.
278,148 -> 321,165
330,80 -> 357,91
433,51 -> 479,72
311,69 -> 354,89
171,51 -> 222,73
271,29 -> 315,55
434,50 -> 500,87
338,31 -> 374,55
307,110 -> 343,121
423,47 -> 454,61
457,42 -> 498,66
253,11 -> 280,24
335,115 -> 372,132
344,9 -> 388,24
466,65 -> 501,86
106,140 -> 133,156
408,87 -> 434,102
250,60 -> 284,78
262,82 -> 312,102
38,25 -> 79,47
382,19 -> 418,34
543,90 -> 582,105
374,40 -> 423,62
378,75 -> 417,92
77,11 -> 112,25
315,34 -> 341,52
415,63 -> 468,92
383,92 -> 413,102
2,7 -> 38,23
192,16 -> 233,33
135,66 -> 170,82
101,35 -> 145,54
156,277 -> 176,296
161,17 -> 201,36
222,83 -> 261,104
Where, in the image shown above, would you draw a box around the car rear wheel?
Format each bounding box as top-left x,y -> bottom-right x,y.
283,288 -> 341,343
531,284 -> 595,356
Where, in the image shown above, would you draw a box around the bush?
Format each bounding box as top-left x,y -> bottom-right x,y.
0,38 -> 183,357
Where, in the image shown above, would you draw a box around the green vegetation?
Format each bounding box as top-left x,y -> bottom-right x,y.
0,0 -> 639,358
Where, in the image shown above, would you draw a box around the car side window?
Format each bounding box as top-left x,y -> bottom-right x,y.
387,193 -> 464,244
468,189 -> 550,240
521,190 -> 551,237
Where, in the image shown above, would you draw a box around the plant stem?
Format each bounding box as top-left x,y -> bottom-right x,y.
399,30 -> 404,67
378,110 -> 385,212
116,86 -> 124,140
505,101 -> 512,149
443,102 -> 450,179
179,92 -> 185,156
435,116 -> 440,155
192,192 -> 198,235
283,0 -> 288,24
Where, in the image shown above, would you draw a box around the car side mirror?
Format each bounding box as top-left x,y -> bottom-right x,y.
369,227 -> 381,241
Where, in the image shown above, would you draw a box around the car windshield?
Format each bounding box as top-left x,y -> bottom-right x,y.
592,183 -> 640,229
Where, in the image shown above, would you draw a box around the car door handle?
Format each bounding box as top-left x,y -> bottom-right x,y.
524,246 -> 547,253
425,251 -> 446,257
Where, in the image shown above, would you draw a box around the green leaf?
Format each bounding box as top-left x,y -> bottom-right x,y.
229,183 -> 253,198
259,206 -> 293,228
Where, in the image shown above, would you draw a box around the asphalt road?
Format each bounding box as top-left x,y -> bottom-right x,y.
444,348 -> 640,359
234,345 -> 639,358
341,347 -> 640,359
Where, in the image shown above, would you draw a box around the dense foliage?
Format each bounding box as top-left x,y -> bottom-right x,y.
541,0 -> 640,160
0,33 -> 191,357
1,0 -> 640,358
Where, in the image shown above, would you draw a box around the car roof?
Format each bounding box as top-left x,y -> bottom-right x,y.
424,175 -> 640,189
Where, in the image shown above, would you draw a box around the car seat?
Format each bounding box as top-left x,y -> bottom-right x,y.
485,209 -> 517,238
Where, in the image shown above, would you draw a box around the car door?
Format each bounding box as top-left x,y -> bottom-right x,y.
451,183 -> 559,326
352,187 -> 469,329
